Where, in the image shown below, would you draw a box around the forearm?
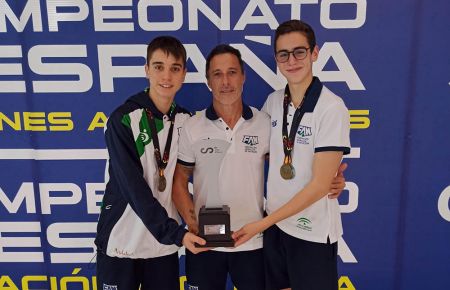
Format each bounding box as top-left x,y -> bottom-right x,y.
172,164 -> 198,232
173,187 -> 197,229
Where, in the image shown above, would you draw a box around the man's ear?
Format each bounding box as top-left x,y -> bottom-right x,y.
144,64 -> 150,79
311,45 -> 319,62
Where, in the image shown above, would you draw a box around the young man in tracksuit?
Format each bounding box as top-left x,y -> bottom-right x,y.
95,36 -> 206,290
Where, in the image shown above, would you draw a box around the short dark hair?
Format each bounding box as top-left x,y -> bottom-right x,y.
274,20 -> 316,53
205,44 -> 244,79
146,36 -> 186,66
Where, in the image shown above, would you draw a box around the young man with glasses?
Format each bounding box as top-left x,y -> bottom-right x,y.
233,20 -> 351,290
95,36 -> 206,290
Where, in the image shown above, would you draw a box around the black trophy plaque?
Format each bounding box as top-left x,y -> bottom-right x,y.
196,205 -> 234,247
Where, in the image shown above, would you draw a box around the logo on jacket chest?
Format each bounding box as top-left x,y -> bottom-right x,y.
242,135 -> 259,153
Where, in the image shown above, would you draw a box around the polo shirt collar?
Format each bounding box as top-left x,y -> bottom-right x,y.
285,76 -> 323,112
206,103 -> 253,121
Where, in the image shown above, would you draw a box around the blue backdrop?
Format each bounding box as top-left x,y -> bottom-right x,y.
1,1 -> 449,289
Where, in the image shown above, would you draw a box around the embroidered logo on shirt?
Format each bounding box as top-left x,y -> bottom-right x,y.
242,135 -> 259,146
297,125 -> 312,137
297,217 -> 312,231
296,125 -> 312,144
242,135 -> 259,153
187,285 -> 199,290
103,284 -> 118,290
272,120 -> 277,127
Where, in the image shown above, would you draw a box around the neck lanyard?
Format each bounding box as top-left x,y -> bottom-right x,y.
280,85 -> 308,180
145,104 -> 176,191
279,77 -> 323,180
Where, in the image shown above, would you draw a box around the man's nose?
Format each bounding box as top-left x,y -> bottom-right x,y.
222,74 -> 230,85
162,68 -> 171,80
287,52 -> 297,65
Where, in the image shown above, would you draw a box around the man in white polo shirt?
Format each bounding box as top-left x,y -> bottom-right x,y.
233,20 -> 351,290
172,44 -> 269,290
173,43 -> 348,290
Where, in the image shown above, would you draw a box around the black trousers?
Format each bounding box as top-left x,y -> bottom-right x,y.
96,251 -> 179,290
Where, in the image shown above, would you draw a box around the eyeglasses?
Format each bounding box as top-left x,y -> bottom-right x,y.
275,47 -> 310,63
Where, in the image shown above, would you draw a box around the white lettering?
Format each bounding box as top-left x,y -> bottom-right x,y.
0,0 -> 42,32
274,0 -> 318,20
0,222 -> 43,262
138,0 -> 183,31
98,44 -> 146,92
184,44 -> 207,84
320,0 -> 366,29
39,183 -> 82,214
338,236 -> 357,263
0,45 -> 25,92
28,45 -> 93,93
188,0 -> 230,30
47,0 -> 89,32
438,186 -> 450,222
0,182 -> 35,213
339,182 -> 358,213
234,0 -> 278,30
86,183 -> 105,214
314,42 -> 365,90
231,44 -> 285,90
47,222 -> 97,263
93,0 -> 134,31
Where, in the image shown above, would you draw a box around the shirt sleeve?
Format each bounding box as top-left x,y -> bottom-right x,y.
260,110 -> 271,155
314,99 -> 351,155
261,93 -> 272,117
177,119 -> 196,166
105,112 -> 187,246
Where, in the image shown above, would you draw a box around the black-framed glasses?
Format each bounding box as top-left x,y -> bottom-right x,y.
275,47 -> 310,63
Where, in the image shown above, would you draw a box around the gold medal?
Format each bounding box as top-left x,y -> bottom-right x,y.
157,168 -> 167,191
280,155 -> 295,180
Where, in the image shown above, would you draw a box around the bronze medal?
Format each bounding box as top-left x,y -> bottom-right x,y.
280,163 -> 295,180
157,168 -> 166,191
280,155 -> 295,180
158,175 -> 167,191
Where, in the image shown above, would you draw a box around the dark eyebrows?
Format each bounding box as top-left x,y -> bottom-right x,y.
276,46 -> 308,53
151,61 -> 183,68
211,67 -> 239,75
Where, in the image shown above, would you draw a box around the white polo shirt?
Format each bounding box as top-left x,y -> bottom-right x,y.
178,104 -> 270,252
262,78 -> 351,244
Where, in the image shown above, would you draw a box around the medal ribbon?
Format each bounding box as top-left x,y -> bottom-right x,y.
281,86 -> 307,162
145,104 -> 176,180
281,77 -> 323,163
